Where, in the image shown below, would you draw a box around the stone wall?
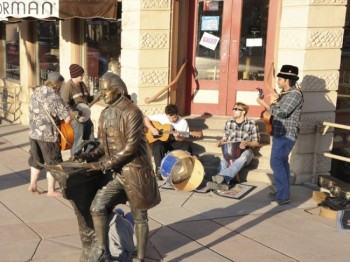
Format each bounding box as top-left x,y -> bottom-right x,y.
278,0 -> 348,184
121,0 -> 172,116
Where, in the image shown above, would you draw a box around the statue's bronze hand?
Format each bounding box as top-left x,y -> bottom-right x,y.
73,152 -> 98,163
82,162 -> 102,171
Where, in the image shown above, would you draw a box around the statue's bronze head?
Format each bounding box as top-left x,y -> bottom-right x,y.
99,72 -> 128,104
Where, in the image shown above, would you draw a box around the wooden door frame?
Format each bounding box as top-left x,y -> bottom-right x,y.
186,0 -> 279,117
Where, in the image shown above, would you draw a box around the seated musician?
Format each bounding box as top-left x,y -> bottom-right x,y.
144,104 -> 193,180
207,102 -> 260,191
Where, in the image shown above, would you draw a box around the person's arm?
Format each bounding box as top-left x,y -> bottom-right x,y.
173,118 -> 189,141
256,97 -> 271,112
217,121 -> 230,146
271,91 -> 302,119
143,115 -> 160,136
241,121 -> 260,149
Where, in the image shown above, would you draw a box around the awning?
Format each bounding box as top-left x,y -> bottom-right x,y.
0,0 -> 118,20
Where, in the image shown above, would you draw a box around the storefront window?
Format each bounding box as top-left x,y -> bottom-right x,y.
238,0 -> 269,81
195,0 -> 223,80
37,21 -> 60,84
5,24 -> 20,80
85,20 -> 121,92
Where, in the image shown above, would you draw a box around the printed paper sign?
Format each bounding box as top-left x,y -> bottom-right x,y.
201,16 -> 220,31
199,32 -> 220,51
246,38 -> 263,47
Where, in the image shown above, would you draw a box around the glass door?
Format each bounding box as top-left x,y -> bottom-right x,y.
189,0 -> 278,117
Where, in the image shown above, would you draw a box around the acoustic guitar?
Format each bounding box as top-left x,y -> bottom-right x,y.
145,121 -> 203,144
257,87 -> 273,134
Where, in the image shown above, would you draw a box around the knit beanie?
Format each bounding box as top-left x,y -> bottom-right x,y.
69,64 -> 84,78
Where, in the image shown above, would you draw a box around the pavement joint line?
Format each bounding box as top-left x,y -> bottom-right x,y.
0,201 -> 42,240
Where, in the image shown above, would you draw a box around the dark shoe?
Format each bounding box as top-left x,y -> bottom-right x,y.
270,198 -> 290,205
269,191 -> 277,200
212,174 -> 225,184
206,181 -> 230,191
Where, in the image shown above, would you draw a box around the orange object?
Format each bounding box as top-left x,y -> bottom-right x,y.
263,111 -> 272,134
60,121 -> 74,151
145,121 -> 202,144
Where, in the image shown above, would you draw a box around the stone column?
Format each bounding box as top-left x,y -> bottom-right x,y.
121,0 -> 172,115
277,0 -> 347,184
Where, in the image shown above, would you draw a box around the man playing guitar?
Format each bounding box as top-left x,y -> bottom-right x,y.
256,64 -> 304,206
144,104 -> 193,179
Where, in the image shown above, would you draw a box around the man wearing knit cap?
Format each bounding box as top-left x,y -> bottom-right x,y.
61,64 -> 95,156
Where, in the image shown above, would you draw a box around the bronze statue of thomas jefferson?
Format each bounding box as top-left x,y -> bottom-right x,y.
78,72 -> 161,262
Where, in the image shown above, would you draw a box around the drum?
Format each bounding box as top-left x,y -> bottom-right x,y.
75,103 -> 91,123
160,150 -> 204,191
221,142 -> 242,162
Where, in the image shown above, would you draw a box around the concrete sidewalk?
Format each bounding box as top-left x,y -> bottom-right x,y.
0,123 -> 349,262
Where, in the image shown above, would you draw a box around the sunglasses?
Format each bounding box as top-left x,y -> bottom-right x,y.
233,107 -> 244,112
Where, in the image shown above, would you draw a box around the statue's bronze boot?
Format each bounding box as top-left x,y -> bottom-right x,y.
90,213 -> 109,262
134,222 -> 149,262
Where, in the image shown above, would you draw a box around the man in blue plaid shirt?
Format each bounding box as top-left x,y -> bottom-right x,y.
207,102 -> 260,191
257,65 -> 304,205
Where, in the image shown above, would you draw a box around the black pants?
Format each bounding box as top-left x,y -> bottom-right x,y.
152,140 -> 193,172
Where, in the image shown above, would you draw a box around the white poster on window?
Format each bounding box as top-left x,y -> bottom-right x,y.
246,38 -> 263,47
199,32 -> 220,51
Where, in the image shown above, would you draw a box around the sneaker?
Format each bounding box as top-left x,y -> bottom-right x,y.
206,181 -> 230,191
212,174 -> 225,184
270,198 -> 290,205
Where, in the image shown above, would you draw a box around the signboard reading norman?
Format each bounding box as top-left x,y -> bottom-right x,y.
0,0 -> 59,19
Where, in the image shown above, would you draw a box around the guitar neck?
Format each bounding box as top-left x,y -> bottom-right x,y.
163,130 -> 189,136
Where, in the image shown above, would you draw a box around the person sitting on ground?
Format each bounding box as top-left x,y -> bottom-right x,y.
207,102 -> 260,191
108,208 -> 136,262
144,104 -> 193,179
28,72 -> 71,197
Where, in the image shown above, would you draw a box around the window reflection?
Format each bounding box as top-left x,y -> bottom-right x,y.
37,21 -> 60,84
85,20 -> 121,92
239,0 -> 269,81
195,0 -> 223,80
5,24 -> 20,80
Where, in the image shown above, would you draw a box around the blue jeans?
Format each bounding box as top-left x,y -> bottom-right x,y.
218,149 -> 254,183
70,119 -> 95,156
271,136 -> 296,200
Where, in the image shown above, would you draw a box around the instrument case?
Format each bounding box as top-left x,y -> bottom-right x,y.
318,175 -> 350,200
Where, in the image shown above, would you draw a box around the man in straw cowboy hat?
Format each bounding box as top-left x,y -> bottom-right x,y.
28,72 -> 71,197
257,64 -> 304,205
